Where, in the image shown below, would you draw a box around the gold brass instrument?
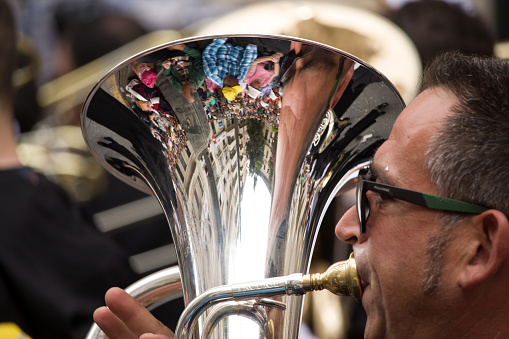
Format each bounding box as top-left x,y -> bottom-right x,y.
82,33 -> 404,338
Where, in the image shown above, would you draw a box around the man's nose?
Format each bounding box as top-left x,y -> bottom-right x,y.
335,205 -> 361,244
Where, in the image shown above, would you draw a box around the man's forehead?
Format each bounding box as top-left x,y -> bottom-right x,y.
395,88 -> 456,132
370,88 -> 456,187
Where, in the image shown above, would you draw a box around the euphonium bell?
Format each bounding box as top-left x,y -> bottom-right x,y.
82,34 -> 404,338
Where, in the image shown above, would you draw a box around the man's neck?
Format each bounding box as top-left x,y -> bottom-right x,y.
448,285 -> 509,339
0,106 -> 21,169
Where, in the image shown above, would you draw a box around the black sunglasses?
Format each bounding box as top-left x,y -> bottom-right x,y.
356,171 -> 489,235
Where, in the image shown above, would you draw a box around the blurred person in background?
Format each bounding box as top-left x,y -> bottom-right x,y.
385,0 -> 495,68
52,1 -> 148,124
8,0 -> 148,131
0,1 -> 140,338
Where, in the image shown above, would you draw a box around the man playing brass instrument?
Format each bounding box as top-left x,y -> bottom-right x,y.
93,50 -> 509,338
334,52 -> 509,338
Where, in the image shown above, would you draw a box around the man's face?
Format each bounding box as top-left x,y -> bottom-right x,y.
335,88 -> 458,338
136,100 -> 151,112
223,75 -> 239,88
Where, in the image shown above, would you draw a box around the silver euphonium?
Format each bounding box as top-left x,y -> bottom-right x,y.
82,34 -> 404,338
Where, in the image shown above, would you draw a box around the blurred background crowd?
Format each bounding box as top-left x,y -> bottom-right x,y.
2,0 -> 508,338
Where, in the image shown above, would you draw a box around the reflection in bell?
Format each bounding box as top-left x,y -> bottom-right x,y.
82,35 -> 403,338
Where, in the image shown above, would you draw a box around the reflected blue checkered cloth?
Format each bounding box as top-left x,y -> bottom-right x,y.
203,38 -> 258,86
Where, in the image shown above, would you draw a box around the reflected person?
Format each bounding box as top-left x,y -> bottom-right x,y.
202,38 -> 257,89
161,43 -> 205,104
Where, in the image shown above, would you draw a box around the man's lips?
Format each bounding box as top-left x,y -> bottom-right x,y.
361,277 -> 370,291
358,274 -> 369,304
354,256 -> 369,292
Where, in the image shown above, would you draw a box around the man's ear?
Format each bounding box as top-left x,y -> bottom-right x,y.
458,210 -> 509,289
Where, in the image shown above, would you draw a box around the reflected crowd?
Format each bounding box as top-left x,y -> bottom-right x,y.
118,37 -> 289,168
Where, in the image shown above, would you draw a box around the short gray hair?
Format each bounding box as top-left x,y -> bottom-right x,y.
423,52 -> 509,219
419,52 -> 509,295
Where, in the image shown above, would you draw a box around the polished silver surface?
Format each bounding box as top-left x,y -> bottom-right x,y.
81,34 -> 404,338
175,251 -> 361,338
176,273 -> 304,338
202,301 -> 269,339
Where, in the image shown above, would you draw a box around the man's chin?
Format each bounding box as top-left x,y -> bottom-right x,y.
363,317 -> 385,339
361,286 -> 385,339
360,283 -> 371,314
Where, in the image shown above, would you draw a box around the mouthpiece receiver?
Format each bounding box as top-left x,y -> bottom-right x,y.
302,252 -> 362,302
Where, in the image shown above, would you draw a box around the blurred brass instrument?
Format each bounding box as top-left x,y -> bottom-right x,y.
81,33 -> 404,338
13,34 -> 39,89
18,30 -> 182,202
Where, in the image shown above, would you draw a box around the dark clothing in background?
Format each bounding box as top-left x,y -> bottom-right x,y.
0,167 -> 138,339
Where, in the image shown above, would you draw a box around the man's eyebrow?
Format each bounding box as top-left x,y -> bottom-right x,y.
370,159 -> 395,186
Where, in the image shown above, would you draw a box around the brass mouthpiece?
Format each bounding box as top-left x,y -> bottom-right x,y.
302,252 -> 362,302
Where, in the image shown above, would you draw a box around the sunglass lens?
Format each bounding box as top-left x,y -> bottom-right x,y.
357,175 -> 370,234
363,192 -> 370,234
